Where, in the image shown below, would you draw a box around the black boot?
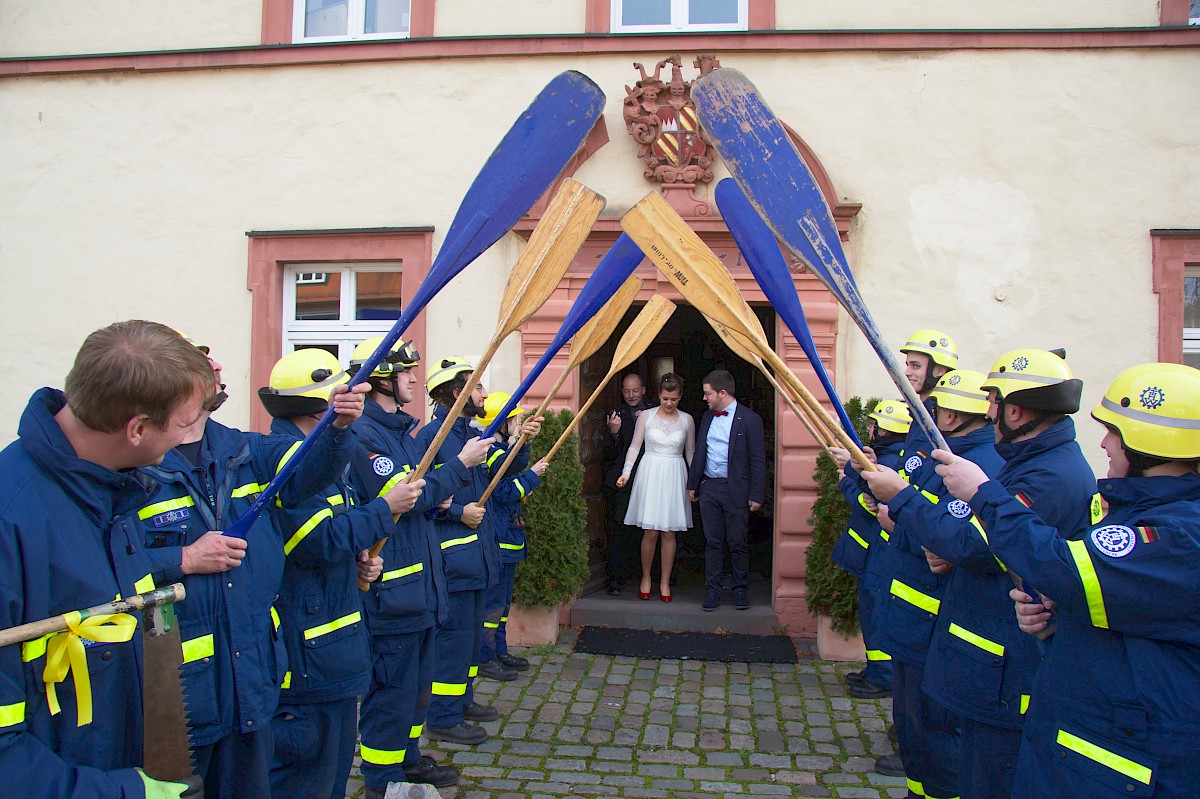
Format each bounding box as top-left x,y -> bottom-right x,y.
496,653 -> 529,671
404,755 -> 461,788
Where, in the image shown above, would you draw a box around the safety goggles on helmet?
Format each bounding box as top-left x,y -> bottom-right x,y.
1092,362 -> 1200,461
868,400 -> 912,436
348,337 -> 420,378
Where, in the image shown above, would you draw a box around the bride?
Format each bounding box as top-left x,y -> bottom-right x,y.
615,373 -> 695,602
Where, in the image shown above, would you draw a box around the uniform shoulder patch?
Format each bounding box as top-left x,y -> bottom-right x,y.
151,508 -> 190,528
947,499 -> 972,519
1090,524 -> 1136,558
371,455 -> 395,477
904,455 -> 923,474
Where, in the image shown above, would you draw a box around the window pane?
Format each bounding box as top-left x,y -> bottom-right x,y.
304,0 -> 348,37
1186,352 -> 1200,369
688,0 -> 739,24
295,271 -> 342,320
622,0 -> 671,26
1185,273 -> 1200,329
355,271 -> 404,320
294,342 -> 340,360
365,0 -> 410,34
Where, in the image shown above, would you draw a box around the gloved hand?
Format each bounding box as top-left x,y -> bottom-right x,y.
138,769 -> 189,799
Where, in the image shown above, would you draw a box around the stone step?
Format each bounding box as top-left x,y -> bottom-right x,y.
569,583 -> 778,635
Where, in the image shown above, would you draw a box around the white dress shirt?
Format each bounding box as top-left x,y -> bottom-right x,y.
704,400 -> 737,479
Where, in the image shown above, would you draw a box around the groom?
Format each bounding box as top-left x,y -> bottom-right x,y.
688,369 -> 766,611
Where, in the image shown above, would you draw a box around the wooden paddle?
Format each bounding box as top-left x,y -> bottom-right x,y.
358,178 -> 603,589
477,275 -> 643,505
621,192 -> 875,472
543,295 -> 677,463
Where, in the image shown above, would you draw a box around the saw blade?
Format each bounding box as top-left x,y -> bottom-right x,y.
142,602 -> 200,785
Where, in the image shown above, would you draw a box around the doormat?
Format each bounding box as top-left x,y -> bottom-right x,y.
573,626 -> 798,663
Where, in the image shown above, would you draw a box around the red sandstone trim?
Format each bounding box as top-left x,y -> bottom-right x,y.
261,0 -> 436,44
1152,231 -> 1200,363
3,27 -> 1197,79
1160,0 -> 1192,26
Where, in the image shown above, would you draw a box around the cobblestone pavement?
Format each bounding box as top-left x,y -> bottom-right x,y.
345,630 -> 905,799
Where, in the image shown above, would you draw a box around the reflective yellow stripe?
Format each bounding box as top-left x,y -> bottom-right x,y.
182,634 -> 214,663
499,542 -> 524,551
890,579 -> 941,615
441,534 -> 478,550
484,622 -> 500,629
134,574 -> 156,594
409,723 -> 423,738
283,508 -> 333,556
1020,694 -> 1030,715
857,493 -> 875,513
920,489 -> 940,504
0,701 -> 25,729
1067,539 -> 1109,629
360,744 -> 407,765
432,682 -> 466,696
382,563 -> 423,582
271,607 -> 281,631
232,482 -> 267,499
865,649 -> 892,662
22,634 -> 52,662
1090,493 -> 1105,524
137,495 -> 195,520
281,671 -> 291,689
847,528 -> 869,550
377,467 -> 413,499
968,516 -> 1008,572
303,612 -> 361,641
500,616 -> 508,623
468,665 -> 478,678
907,777 -> 925,796
514,479 -> 527,498
327,494 -> 345,507
276,441 -> 303,474
487,450 -> 505,467
948,623 -> 1005,656
880,530 -> 891,543
1056,730 -> 1152,785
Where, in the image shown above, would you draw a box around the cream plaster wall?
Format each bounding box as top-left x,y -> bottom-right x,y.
434,0 -> 585,37
0,0 -> 261,57
775,0 -> 1160,31
2,49 -> 1198,478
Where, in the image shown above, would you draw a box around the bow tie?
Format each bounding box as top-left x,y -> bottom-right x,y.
713,410 -> 729,417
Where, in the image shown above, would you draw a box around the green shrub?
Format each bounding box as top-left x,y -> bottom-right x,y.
804,396 -> 877,636
513,408 -> 590,608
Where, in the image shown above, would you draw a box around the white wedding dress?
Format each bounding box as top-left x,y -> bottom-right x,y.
621,407 -> 696,532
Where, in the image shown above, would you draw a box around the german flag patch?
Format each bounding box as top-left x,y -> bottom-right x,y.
1014,492 -> 1033,508
1137,526 -> 1159,544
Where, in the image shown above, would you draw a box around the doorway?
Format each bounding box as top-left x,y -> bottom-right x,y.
577,302 -> 777,598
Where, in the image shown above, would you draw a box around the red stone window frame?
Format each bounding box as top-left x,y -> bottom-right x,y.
1152,230 -> 1200,363
586,0 -> 775,33
1160,0 -> 1193,26
246,227 -> 432,432
262,0 -> 436,45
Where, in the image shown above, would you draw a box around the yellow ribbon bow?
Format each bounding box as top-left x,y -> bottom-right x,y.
43,611 -> 137,727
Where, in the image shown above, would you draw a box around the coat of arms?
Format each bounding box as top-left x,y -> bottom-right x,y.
623,55 -> 719,186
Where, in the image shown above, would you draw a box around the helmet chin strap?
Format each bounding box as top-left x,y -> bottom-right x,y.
995,400 -> 1048,443
371,375 -> 400,399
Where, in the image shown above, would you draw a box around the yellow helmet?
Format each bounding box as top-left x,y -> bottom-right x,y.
173,328 -> 210,355
258,348 -> 348,418
982,348 -> 1082,413
900,329 -> 958,370
1091,362 -> 1200,460
930,370 -> 991,416
480,392 -> 524,430
348,337 -> 420,378
869,400 -> 912,435
426,357 -> 474,394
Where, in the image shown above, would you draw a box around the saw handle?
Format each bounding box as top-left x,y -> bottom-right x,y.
0,584 -> 186,648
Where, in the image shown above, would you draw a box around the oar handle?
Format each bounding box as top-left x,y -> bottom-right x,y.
0,584 -> 186,648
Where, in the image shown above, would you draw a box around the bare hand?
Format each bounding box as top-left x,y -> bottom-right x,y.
1011,587 -> 1057,640
457,436 -> 494,469
829,447 -> 851,470
357,550 -> 383,584
520,415 -> 543,439
862,446 -> 879,465
383,478 -> 424,516
531,459 -> 548,477
933,449 -> 988,503
876,504 -> 895,533
749,501 -> 762,512
861,464 -> 908,502
438,495 -> 453,511
329,383 -> 369,429
689,490 -> 697,503
607,412 -> 622,435
182,531 -> 247,575
616,475 -> 629,489
461,501 -> 486,529
923,546 -> 954,574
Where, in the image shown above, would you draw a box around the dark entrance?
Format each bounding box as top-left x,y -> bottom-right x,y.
577,302 -> 777,596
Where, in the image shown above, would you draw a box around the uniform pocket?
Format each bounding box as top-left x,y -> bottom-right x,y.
942,621 -> 1004,709
440,534 -> 481,584
1055,727 -> 1157,797
178,650 -> 220,730
376,561 -> 429,617
271,706 -> 320,765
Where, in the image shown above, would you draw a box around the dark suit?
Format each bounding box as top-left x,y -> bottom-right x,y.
603,399 -> 655,584
687,400 -> 766,593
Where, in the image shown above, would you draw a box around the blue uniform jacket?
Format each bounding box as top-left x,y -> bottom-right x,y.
972,473 -> 1200,797
919,417 -> 1095,729
873,422 -> 996,666
349,398 -> 467,636
412,408 -> 529,593
137,417 -> 353,747
831,437 -> 906,578
0,388 -> 158,798
268,417 -> 394,705
491,467 -> 542,564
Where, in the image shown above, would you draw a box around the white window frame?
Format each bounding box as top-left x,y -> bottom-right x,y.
292,0 -> 411,44
610,0 -> 748,33
283,262 -> 404,364
1185,266 -> 1200,364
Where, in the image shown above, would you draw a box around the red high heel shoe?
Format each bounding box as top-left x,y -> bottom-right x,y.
660,590 -> 672,603
639,591 -> 651,600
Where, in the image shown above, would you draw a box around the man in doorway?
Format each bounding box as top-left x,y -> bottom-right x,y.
603,372 -> 655,596
688,369 -> 766,611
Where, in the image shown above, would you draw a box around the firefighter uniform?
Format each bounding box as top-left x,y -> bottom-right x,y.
480,467 -> 542,665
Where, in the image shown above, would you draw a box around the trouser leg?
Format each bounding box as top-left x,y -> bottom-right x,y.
427,591 -> 475,729
496,563 -> 516,657
698,486 -> 727,593
358,631 -> 423,788
480,576 -> 506,663
858,579 -> 893,689
193,728 -> 274,799
463,588 -> 486,709
959,718 -> 1021,799
268,698 -> 358,799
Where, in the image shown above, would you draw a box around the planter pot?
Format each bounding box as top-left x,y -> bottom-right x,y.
506,603 -> 560,647
816,614 -> 865,662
